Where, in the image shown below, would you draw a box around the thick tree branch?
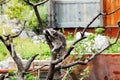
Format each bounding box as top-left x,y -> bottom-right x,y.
24,0 -> 34,6
55,21 -> 120,70
24,54 -> 39,71
51,8 -> 120,65
8,35 -> 24,71
0,21 -> 27,80
0,35 -> 8,45
33,6 -> 43,29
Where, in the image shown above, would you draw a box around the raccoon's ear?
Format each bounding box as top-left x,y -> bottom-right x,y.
53,31 -> 57,35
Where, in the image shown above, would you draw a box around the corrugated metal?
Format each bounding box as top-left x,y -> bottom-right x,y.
53,0 -> 101,28
103,0 -> 120,27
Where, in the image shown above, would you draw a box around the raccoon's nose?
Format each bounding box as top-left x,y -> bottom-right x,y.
43,30 -> 46,34
43,30 -> 47,34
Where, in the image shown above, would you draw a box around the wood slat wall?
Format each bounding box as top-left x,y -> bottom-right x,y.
103,0 -> 120,27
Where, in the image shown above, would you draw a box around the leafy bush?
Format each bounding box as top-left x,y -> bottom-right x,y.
4,0 -> 48,32
104,39 -> 120,53
95,27 -> 105,34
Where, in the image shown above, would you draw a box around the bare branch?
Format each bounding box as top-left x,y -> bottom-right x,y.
51,37 -> 86,65
34,0 -> 49,6
27,64 -> 49,73
24,54 -> 39,71
11,20 -> 26,38
55,43 -> 114,70
103,7 -> 120,15
4,21 -> 26,41
55,21 -> 120,70
0,35 -> 8,45
81,13 -> 102,36
24,0 -> 34,6
24,0 -> 49,7
51,8 -> 120,65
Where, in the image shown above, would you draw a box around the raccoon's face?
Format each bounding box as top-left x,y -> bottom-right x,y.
43,28 -> 57,38
43,29 -> 57,41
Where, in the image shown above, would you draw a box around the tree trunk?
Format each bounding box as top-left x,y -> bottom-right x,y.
46,55 -> 56,80
46,64 -> 55,80
17,72 -> 24,80
33,6 -> 43,34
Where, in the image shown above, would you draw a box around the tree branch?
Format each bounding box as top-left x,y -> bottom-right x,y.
24,0 -> 49,7
103,7 -> 120,15
24,54 -> 39,71
51,8 -> 120,65
34,0 -> 49,6
24,0 -> 34,6
11,20 -> 26,38
4,20 -> 26,41
81,13 -> 102,36
0,35 -> 8,46
27,64 -> 49,73
55,21 -> 120,70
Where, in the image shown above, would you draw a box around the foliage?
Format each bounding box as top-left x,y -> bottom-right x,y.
24,73 -> 39,80
104,39 -> 120,53
95,27 -> 105,34
4,0 -> 48,32
0,37 -> 51,61
4,0 -> 27,20
14,38 -> 51,60
74,34 -> 96,59
0,42 -> 9,61
80,66 -> 90,80
65,32 -> 74,41
9,73 -> 38,80
0,0 -> 4,4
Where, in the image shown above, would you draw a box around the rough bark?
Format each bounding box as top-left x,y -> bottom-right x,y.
0,21 -> 38,80
24,0 -> 49,33
33,6 -> 43,32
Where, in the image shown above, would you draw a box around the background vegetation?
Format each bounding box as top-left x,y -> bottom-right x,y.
0,26 -> 120,61
4,0 -> 48,33
0,0 -> 120,61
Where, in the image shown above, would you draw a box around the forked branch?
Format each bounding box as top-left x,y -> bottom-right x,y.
24,0 -> 49,7
55,20 -> 120,70
51,8 -> 120,66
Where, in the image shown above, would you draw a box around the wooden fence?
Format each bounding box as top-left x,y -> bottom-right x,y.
103,0 -> 120,27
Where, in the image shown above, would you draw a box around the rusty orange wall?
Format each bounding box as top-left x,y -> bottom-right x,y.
65,54 -> 120,80
103,0 -> 120,27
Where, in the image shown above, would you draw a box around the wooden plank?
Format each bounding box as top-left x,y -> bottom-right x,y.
103,0 -> 120,27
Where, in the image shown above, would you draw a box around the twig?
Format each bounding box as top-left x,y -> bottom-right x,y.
24,0 -> 49,7
51,7 -> 120,65
27,64 -> 49,73
24,54 -> 39,71
11,20 -> 26,38
55,21 -> 120,70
